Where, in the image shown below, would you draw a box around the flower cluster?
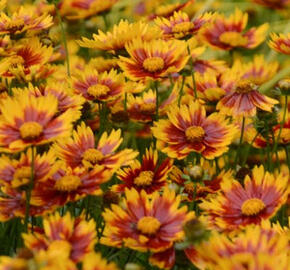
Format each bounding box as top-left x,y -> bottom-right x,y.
0,0 -> 289,269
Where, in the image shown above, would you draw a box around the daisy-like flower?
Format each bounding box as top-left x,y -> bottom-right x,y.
0,38 -> 53,81
23,212 -> 96,263
200,165 -> 289,231
0,6 -> 53,35
0,92 -> 75,152
82,253 -> 119,270
0,149 -> 56,189
101,188 -> 195,252
127,89 -> 156,123
32,163 -> 111,207
154,11 -> 213,39
238,55 -> 279,86
72,69 -> 124,102
88,57 -> 119,72
269,33 -> 290,55
119,38 -> 189,81
112,148 -> 173,194
78,20 -> 162,54
60,0 -> 119,20
201,8 -> 268,50
185,223 -> 289,270
13,82 -> 85,121
53,122 -> 137,172
250,0 -> 290,9
217,79 -> 278,117
152,101 -> 236,160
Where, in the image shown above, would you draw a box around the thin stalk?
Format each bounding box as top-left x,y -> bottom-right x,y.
187,45 -> 197,99
55,6 -> 71,77
234,117 -> 245,167
154,81 -> 159,120
178,76 -> 185,106
24,147 -> 35,232
271,96 -> 288,162
241,131 -> 260,166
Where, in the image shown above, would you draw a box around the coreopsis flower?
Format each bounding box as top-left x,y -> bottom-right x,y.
32,162 -> 112,207
53,122 -> 137,172
201,8 -> 268,50
13,82 -> 85,121
185,223 -> 289,270
112,148 -> 173,194
217,79 -> 278,117
273,114 -> 290,144
0,38 -> 53,81
59,0 -> 118,20
269,33 -> 290,55
148,0 -> 195,20
239,55 -> 279,85
152,101 -> 236,160
118,38 -> 189,81
200,165 -> 289,231
0,149 -> 56,188
82,253 -> 119,270
250,0 -> 290,9
0,6 -> 53,35
0,242 -> 77,270
23,212 -> 96,263
101,188 -> 195,252
126,89 -> 156,123
78,20 -> 162,54
88,57 -> 119,72
0,35 -> 10,56
154,11 -> 213,39
72,69 -> 124,102
0,93 -> 75,152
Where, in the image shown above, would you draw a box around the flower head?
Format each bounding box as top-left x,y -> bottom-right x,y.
269,33 -> 290,55
118,38 -> 189,81
112,148 -> 173,194
101,188 -> 195,252
152,101 -> 236,159
201,9 -> 268,50
200,165 -> 289,231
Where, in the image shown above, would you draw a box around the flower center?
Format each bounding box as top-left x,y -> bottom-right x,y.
172,22 -> 194,33
87,84 -> 110,98
219,31 -> 248,47
143,57 -> 164,73
134,171 -> 154,186
137,216 -> 161,235
54,175 -> 82,192
82,148 -> 104,164
12,166 -> 31,188
185,126 -> 205,142
235,80 -> 256,94
140,103 -> 156,112
241,198 -> 265,216
19,121 -> 43,141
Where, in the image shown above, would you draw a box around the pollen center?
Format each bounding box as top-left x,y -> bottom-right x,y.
235,80 -> 255,94
219,31 -> 248,47
241,198 -> 265,216
87,84 -> 110,98
172,22 -> 194,33
134,171 -> 154,186
143,57 -> 164,73
185,126 -> 205,142
12,166 -> 31,188
20,121 -> 43,141
140,103 -> 155,112
82,148 -> 104,164
54,175 -> 81,192
137,216 -> 161,235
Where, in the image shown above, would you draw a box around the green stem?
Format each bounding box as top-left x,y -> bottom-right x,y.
55,6 -> 71,77
24,147 -> 35,233
234,117 -> 245,167
154,81 -> 159,120
271,96 -> 288,161
187,45 -> 197,99
178,76 -> 185,106
241,131 -> 260,166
